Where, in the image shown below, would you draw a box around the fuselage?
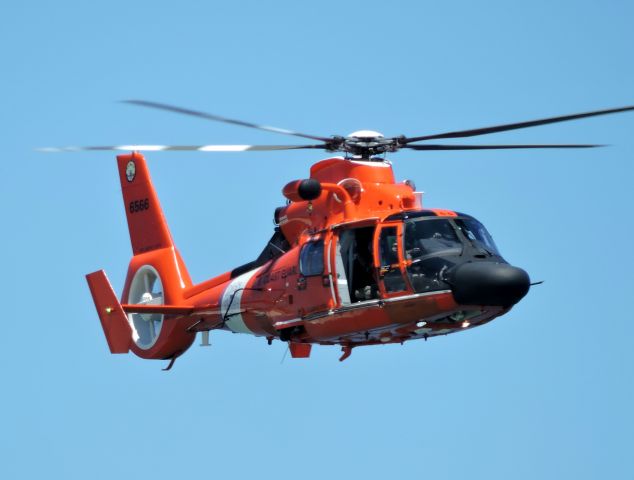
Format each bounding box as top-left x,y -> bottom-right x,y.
125,157 -> 529,356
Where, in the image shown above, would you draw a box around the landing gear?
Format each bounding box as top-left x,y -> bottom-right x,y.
339,345 -> 353,362
279,328 -> 292,342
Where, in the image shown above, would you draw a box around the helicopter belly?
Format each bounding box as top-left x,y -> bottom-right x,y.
302,291 -> 506,345
303,290 -> 454,340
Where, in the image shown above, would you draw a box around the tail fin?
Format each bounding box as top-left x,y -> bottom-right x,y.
117,152 -> 174,255
117,152 -> 193,296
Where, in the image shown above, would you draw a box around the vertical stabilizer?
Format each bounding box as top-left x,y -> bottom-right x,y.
86,270 -> 131,354
117,152 -> 173,254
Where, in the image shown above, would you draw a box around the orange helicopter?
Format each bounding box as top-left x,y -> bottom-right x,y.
52,101 -> 633,368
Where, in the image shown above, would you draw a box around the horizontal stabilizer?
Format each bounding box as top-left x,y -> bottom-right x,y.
122,304 -> 195,315
86,270 -> 132,354
121,304 -> 220,316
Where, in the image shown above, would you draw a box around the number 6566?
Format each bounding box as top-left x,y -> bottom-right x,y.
129,198 -> 149,213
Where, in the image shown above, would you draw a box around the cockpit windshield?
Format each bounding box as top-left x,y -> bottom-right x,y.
455,218 -> 500,255
404,219 -> 462,260
399,215 -> 502,294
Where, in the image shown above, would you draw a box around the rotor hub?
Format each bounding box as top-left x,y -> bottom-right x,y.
347,130 -> 384,139
333,131 -> 401,159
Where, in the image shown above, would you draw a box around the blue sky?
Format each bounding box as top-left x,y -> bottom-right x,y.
2,1 -> 633,478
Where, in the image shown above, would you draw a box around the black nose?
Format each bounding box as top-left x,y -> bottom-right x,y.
449,262 -> 530,307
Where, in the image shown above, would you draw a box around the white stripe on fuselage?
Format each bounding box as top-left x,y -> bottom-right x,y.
221,268 -> 260,334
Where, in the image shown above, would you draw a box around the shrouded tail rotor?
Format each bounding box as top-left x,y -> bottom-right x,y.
127,265 -> 165,350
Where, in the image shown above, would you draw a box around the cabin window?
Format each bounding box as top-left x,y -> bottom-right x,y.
299,240 -> 324,276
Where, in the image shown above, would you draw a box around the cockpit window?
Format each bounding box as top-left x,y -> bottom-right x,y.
404,219 -> 462,259
397,216 -> 502,294
455,218 -> 500,255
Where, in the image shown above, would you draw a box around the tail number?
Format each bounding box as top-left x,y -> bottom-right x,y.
129,198 -> 150,214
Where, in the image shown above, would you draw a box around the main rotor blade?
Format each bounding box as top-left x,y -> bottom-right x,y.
404,105 -> 634,143
123,100 -> 331,142
37,144 -> 326,153
403,143 -> 603,151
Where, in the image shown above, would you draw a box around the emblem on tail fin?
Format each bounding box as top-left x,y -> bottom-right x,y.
125,160 -> 136,182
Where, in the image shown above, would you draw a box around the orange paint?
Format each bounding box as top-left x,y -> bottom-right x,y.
85,153 -> 518,362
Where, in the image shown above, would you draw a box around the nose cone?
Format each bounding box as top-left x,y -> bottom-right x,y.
449,262 -> 530,307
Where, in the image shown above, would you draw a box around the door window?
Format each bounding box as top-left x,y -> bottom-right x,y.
378,226 -> 407,293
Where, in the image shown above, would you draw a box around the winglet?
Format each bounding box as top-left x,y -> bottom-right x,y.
86,270 -> 132,354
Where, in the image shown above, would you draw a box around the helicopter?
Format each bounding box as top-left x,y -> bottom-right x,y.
49,100 -> 634,368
